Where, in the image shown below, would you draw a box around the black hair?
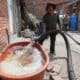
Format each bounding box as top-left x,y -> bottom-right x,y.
46,3 -> 56,11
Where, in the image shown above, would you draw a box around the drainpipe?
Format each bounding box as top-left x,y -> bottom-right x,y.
7,0 -> 21,37
7,0 -> 14,34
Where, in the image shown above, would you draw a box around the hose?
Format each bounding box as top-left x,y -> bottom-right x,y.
64,32 -> 80,45
36,30 -> 77,80
59,32 -> 77,80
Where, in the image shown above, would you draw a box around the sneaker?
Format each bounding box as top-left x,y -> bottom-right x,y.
50,51 -> 56,55
52,52 -> 56,56
49,54 -> 53,60
50,52 -> 56,58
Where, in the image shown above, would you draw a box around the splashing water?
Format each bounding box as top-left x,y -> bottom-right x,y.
0,44 -> 43,75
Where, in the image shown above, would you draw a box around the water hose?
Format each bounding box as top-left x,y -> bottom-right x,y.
64,32 -> 80,45
36,30 -> 77,80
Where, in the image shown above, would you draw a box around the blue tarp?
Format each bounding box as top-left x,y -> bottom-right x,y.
69,15 -> 78,30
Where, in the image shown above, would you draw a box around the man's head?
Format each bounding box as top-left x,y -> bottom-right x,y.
46,3 -> 56,14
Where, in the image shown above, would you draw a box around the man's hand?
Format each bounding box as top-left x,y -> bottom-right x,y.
59,26 -> 62,32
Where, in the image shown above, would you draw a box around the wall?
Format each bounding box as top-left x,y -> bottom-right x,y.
0,0 -> 8,17
0,0 -> 9,51
24,0 -> 69,19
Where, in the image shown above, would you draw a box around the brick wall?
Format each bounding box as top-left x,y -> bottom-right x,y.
24,0 -> 69,19
24,0 -> 55,19
0,17 -> 9,51
0,0 -> 9,51
0,0 -> 8,17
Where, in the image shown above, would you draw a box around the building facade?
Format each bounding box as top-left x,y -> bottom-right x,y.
0,0 -> 80,50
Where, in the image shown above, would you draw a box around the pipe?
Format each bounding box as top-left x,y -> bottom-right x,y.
36,30 -> 77,80
7,0 -> 14,34
59,32 -> 77,80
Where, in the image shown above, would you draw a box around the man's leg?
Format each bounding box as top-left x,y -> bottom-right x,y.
50,33 -> 57,54
36,33 -> 48,45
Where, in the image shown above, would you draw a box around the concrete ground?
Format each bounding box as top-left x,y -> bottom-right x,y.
43,32 -> 80,80
6,31 -> 80,80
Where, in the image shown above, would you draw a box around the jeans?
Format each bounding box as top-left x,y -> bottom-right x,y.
37,31 -> 58,53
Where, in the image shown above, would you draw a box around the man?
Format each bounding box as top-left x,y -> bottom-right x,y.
69,13 -> 78,31
63,14 -> 69,31
37,3 -> 61,59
